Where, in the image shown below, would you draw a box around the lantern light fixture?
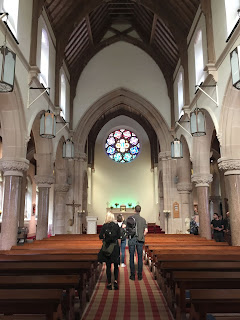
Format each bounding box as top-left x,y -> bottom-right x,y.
171,138 -> 183,159
40,109 -> 56,138
63,138 -> 74,159
39,88 -> 56,138
190,107 -> 206,137
0,13 -> 16,92
230,46 -> 240,89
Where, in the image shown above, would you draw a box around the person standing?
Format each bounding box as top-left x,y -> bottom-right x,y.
117,214 -> 127,267
211,213 -> 224,242
98,212 -> 120,290
128,205 -> 148,281
189,215 -> 199,235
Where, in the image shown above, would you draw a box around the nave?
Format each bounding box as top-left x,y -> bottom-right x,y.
0,234 -> 240,319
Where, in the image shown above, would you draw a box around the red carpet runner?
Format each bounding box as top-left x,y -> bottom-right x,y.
82,250 -> 173,320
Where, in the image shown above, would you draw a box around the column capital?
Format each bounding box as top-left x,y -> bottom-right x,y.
34,175 -> 55,188
191,173 -> 213,187
177,182 -> 192,193
0,158 -> 29,177
74,152 -> 87,162
54,184 -> 70,193
218,158 -> 240,176
158,151 -> 171,161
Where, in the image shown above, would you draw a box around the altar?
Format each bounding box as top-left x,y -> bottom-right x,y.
107,208 -> 135,220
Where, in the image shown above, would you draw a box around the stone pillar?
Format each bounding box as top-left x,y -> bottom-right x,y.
159,151 -> 175,234
19,172 -> 27,228
73,152 -> 87,234
0,158 -> 29,250
191,173 -> 213,239
209,195 -> 221,215
218,158 -> 240,246
177,183 -> 193,233
34,175 -> 54,240
54,184 -> 70,234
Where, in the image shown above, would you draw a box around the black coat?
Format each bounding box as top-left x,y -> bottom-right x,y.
98,222 -> 120,264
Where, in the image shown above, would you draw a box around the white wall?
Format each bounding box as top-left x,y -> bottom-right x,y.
73,41 -> 171,129
17,0 -> 32,62
91,115 -> 156,224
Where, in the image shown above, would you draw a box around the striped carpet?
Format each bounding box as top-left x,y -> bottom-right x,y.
81,250 -> 173,320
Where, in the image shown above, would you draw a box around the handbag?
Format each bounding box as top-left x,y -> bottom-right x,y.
101,240 -> 116,256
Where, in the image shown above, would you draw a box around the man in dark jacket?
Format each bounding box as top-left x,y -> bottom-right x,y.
128,205 -> 148,281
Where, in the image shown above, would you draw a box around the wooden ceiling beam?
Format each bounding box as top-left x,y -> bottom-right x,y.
66,21 -> 87,50
150,14 -> 157,44
167,0 -> 192,28
86,15 -> 94,46
70,32 -> 173,90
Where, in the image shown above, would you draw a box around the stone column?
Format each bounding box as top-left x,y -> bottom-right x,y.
0,158 -> 29,250
218,158 -> 240,246
19,172 -> 27,228
73,152 -> 87,234
191,173 -> 213,239
209,195 -> 221,215
177,183 -> 193,233
54,184 -> 70,234
159,151 -> 174,234
34,175 -> 55,240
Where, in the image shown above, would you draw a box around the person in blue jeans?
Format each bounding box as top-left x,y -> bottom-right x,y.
117,214 -> 127,267
128,205 -> 148,280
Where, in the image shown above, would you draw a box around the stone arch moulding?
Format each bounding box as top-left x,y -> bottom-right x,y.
219,76 -> 240,159
74,88 -> 172,153
0,79 -> 28,159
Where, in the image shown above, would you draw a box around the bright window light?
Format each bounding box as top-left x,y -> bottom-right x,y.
194,30 -> 205,86
40,29 -> 49,88
225,0 -> 240,37
177,72 -> 184,118
60,73 -> 66,119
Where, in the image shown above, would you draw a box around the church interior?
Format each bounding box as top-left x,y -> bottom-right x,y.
0,0 -> 240,319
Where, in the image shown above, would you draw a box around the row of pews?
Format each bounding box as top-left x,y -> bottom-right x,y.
0,234 -> 102,319
144,234 -> 240,320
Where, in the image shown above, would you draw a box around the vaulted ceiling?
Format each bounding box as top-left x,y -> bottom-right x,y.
44,0 -> 200,93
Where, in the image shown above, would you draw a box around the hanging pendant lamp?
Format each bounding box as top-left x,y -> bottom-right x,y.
171,138 -> 183,159
63,138 -> 74,158
190,108 -> 206,137
40,110 -> 56,138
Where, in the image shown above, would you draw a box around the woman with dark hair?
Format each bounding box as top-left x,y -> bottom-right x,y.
98,212 -> 120,290
117,214 -> 127,267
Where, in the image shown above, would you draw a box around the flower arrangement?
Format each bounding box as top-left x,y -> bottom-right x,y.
128,202 -> 132,208
115,203 -> 119,208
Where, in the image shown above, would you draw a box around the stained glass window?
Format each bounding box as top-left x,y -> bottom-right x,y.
105,129 -> 140,163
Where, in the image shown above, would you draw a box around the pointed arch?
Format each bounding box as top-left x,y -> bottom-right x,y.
74,88 -> 172,154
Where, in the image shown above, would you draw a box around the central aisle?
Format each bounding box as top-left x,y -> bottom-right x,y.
82,250 -> 173,320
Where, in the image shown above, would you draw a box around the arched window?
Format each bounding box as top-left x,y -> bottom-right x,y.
194,30 -> 205,86
60,73 -> 66,119
177,72 -> 184,118
2,0 -> 19,38
40,28 -> 49,88
225,0 -> 240,37
105,129 -> 140,163
24,177 -> 32,220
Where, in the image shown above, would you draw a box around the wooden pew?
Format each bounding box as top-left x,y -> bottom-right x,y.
0,289 -> 63,320
0,275 -> 80,320
189,289 -> 240,320
173,271 -> 240,320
